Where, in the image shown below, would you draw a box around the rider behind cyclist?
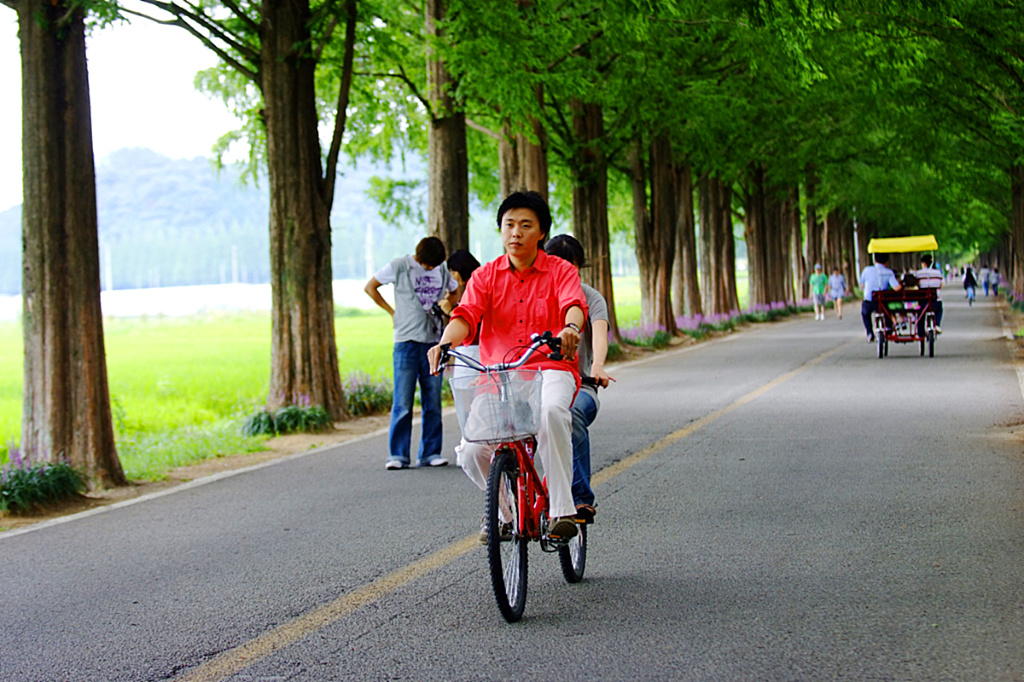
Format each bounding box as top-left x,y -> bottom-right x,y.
543,235 -> 615,523
427,191 -> 587,542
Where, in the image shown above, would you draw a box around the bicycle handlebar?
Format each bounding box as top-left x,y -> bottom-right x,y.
440,331 -> 562,373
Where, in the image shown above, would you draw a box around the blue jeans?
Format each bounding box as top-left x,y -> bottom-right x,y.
570,389 -> 599,506
388,341 -> 443,465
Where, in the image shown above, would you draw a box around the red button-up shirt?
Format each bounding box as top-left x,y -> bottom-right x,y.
452,249 -> 587,375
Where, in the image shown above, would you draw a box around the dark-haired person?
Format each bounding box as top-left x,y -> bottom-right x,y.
544,234 -> 614,522
441,249 -> 483,384
365,236 -> 458,470
428,191 -> 587,542
858,252 -> 902,342
445,249 -> 481,302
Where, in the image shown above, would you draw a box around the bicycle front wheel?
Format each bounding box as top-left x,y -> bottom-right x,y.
487,448 -> 528,623
558,523 -> 587,583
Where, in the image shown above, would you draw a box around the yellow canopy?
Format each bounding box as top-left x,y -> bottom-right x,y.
867,235 -> 939,253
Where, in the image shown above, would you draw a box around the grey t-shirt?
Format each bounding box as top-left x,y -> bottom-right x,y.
375,255 -> 455,344
579,283 -> 609,398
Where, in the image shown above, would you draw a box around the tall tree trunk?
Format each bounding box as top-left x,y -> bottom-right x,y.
771,189 -> 793,304
426,0 -> 469,252
672,164 -> 701,318
498,88 -> 548,200
841,209 -> 857,287
788,186 -> 805,303
263,0 -> 346,419
632,135 -> 677,334
822,209 -> 847,276
744,165 -> 769,307
719,181 -> 738,313
1012,165 -> 1024,296
803,168 -> 822,299
699,173 -> 738,315
18,0 -> 126,487
856,218 -> 874,283
570,101 -> 619,340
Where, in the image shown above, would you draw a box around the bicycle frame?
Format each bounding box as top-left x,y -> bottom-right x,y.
443,332 -> 565,545
498,438 -> 548,542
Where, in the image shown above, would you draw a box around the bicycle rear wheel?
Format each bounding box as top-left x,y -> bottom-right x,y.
558,523 -> 587,583
487,448 -> 528,623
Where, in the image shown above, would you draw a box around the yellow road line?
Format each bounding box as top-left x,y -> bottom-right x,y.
175,340 -> 849,681
177,537 -> 479,682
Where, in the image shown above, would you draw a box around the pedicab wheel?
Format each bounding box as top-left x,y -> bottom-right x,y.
920,338 -> 925,356
558,523 -> 587,584
928,330 -> 935,358
877,333 -> 885,359
486,448 -> 528,623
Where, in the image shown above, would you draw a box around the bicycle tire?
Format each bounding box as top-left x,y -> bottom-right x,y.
928,330 -> 935,358
487,448 -> 528,623
558,523 -> 587,583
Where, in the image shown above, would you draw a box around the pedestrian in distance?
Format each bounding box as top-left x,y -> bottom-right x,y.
980,264 -> 991,297
828,266 -> 848,320
365,236 -> 458,470
427,191 -> 587,543
859,252 -> 902,342
810,264 -> 828,321
991,267 -> 1001,297
963,266 -> 978,305
544,234 -> 615,523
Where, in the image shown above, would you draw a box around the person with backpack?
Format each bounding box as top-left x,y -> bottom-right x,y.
365,236 -> 458,470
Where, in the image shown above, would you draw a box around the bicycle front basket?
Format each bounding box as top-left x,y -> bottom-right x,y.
449,369 -> 543,444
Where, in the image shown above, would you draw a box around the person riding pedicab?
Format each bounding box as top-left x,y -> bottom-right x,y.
859,252 -> 902,342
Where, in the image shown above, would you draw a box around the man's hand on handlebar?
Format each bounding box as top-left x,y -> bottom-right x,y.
557,326 -> 580,361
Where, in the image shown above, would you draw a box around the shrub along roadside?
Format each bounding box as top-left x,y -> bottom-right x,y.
1,457 -> 86,515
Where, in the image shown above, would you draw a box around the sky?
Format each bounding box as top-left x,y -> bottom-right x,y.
0,11 -> 242,213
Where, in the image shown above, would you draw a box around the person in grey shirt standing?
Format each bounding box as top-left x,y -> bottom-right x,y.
544,235 -> 615,521
365,237 -> 458,469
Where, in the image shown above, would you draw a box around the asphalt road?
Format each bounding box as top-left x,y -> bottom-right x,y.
2,294 -> 1023,681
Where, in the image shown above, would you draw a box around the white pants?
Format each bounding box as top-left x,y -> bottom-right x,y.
454,369 -> 577,519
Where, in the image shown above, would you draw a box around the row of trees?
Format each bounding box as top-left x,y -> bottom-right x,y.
4,0 -> 1021,486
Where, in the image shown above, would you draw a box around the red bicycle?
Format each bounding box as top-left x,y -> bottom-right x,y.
442,331 -> 587,623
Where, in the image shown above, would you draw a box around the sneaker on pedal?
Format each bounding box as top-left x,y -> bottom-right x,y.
547,516 -> 578,541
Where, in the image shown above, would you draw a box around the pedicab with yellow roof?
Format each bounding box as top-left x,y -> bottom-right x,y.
867,235 -> 940,359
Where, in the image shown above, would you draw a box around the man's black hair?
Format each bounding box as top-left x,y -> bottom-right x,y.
496,191 -> 552,243
544,234 -> 588,269
874,252 -> 891,265
921,254 -> 933,267
415,236 -> 447,268
447,249 -> 481,282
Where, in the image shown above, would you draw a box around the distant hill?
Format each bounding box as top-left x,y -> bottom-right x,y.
0,148 -> 453,295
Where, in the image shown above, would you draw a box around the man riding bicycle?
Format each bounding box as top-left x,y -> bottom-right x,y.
427,191 -> 587,542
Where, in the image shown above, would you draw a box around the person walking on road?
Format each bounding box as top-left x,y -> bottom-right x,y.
365,237 -> 458,470
828,266 -> 848,320
859,252 -> 902,342
810,264 -> 828,321
963,266 -> 978,305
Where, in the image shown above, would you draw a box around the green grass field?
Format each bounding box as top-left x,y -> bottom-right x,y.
0,274 -> 749,480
